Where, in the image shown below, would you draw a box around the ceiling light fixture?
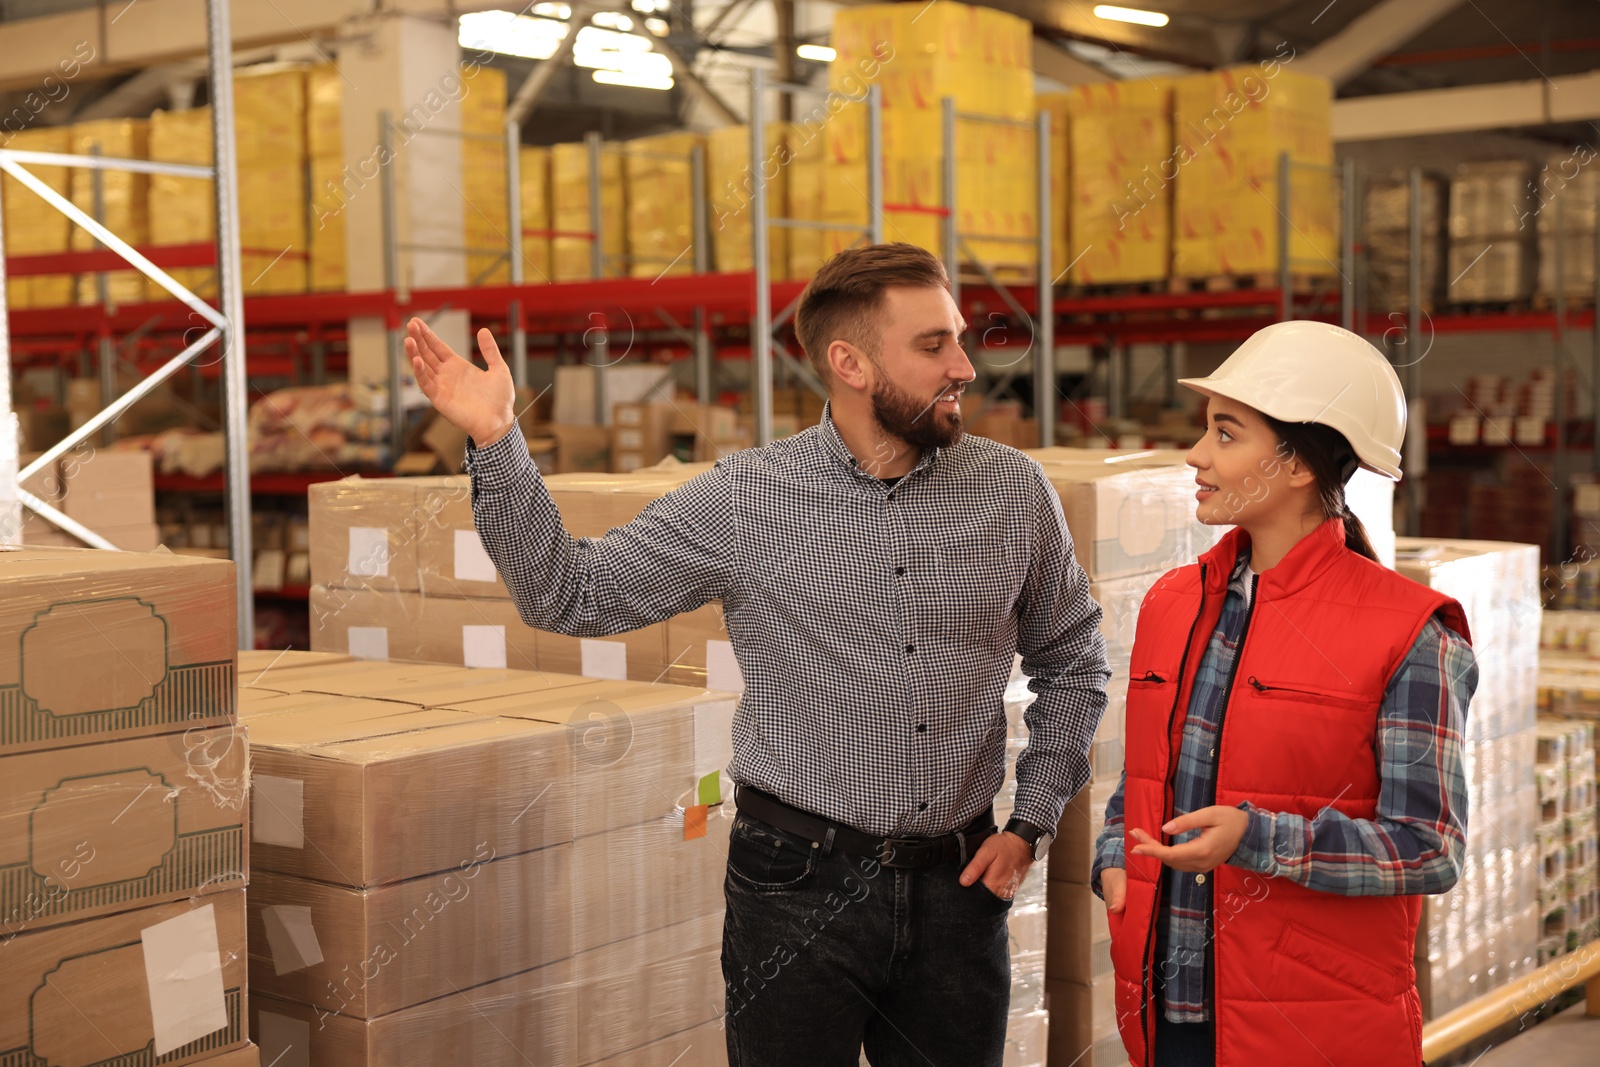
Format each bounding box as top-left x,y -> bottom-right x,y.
1091,5 -> 1169,27
593,69 -> 675,91
796,43 -> 837,62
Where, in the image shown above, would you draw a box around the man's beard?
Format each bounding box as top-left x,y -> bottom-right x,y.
871,377 -> 963,451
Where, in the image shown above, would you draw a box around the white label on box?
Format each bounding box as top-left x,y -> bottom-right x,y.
262,905 -> 324,975
259,1012 -> 312,1067
252,775 -> 305,849
693,699 -> 736,778
454,528 -> 498,583
617,428 -> 644,450
706,639 -> 744,694
580,638 -> 628,680
141,903 -> 229,1055
348,526 -> 390,577
463,625 -> 507,669
348,626 -> 389,661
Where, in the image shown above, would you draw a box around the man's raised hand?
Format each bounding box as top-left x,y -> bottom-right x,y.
406,317 -> 516,447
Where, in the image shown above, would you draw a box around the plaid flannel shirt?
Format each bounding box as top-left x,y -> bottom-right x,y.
1091,548 -> 1476,1023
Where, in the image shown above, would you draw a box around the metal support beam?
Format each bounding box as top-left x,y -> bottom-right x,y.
942,96 -> 959,306
750,68 -> 774,446
1278,151 -> 1292,323
379,112 -> 406,468
1334,70 -> 1600,141
655,37 -> 741,125
1035,108 -> 1054,448
1341,156 -> 1357,332
1406,166 -> 1424,538
505,4 -> 587,128
691,142 -> 713,407
506,119 -> 527,389
1297,0 -> 1465,86
1554,202 -> 1569,561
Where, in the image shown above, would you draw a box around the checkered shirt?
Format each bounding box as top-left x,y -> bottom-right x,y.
1091,548 -> 1476,1023
466,403 -> 1111,838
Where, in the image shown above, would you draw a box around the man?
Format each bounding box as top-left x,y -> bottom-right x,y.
407,242 -> 1110,1067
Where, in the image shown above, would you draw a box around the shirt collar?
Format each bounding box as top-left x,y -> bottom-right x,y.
818,401 -> 944,482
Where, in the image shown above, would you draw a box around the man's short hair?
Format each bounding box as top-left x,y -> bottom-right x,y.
793,243 -> 950,387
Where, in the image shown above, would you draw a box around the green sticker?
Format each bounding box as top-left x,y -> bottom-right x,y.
697,770 -> 721,806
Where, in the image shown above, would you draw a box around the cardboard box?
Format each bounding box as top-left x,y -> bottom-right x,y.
662,602 -> 742,691
307,586 -> 539,670
534,624 -> 669,685
1032,457 -> 1215,581
249,913 -> 725,1067
1044,974 -> 1123,1067
60,448 -> 156,527
0,725 -> 248,937
548,423 -> 613,473
192,1043 -> 263,1067
1045,878 -> 1112,984
248,844 -> 576,1017
1049,779 -> 1120,886
0,546 -> 236,754
307,477 -> 423,593
552,365 -> 674,427
1,889 -> 248,1067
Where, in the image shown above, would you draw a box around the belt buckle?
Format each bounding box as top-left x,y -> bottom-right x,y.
877,836 -> 923,867
877,837 -> 905,866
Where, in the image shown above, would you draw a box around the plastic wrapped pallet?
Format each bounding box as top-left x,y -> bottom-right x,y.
552,140 -> 627,280
0,126 -> 74,309
1067,80 -> 1171,284
149,106 -> 217,299
69,117 -> 150,305
1395,538 -> 1541,1017
825,1 -> 1037,278
1363,174 -> 1446,313
1448,161 -> 1537,304
1171,66 -> 1335,280
460,65 -> 509,286
226,64 -> 310,294
308,63 -> 347,292
708,123 -> 788,277
1534,153 -> 1599,303
624,131 -> 704,279
239,653 -> 735,1065
519,145 -> 554,283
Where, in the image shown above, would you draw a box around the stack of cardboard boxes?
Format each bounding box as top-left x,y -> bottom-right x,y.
519,145 -> 556,284
1537,153 -> 1599,303
238,651 -> 734,1066
1,126 -> 74,309
461,66 -> 510,287
234,64 -> 311,295
1448,161 -> 1538,304
148,105 -> 218,298
19,447 -> 160,552
0,547 -> 256,1066
1534,719 -> 1599,959
1364,174 -> 1446,313
824,1 -> 1038,278
308,63 -> 347,292
707,123 -> 790,278
624,132 -> 705,279
1395,539 -> 1542,1017
1171,66 -> 1336,281
553,141 -> 628,281
70,117 -> 150,305
1065,81 -> 1173,286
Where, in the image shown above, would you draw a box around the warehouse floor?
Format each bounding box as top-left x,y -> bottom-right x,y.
1473,1002 -> 1600,1066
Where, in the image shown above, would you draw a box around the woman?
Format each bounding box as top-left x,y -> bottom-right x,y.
1091,320 -> 1477,1067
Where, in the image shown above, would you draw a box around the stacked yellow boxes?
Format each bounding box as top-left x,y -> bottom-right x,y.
707,123 -> 788,277
307,63 -> 347,292
0,127 -> 73,309
148,106 -> 216,299
70,118 -> 149,305
552,140 -> 627,280
519,145 -> 554,283
235,64 -> 309,293
0,548 -> 251,1066
624,131 -> 703,279
1066,81 -> 1171,285
1172,66 -> 1336,279
461,65 -> 509,286
1038,93 -> 1072,283
825,1 -> 1037,277
786,116 -> 830,278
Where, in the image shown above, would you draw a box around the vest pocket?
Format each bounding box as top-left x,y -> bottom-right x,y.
1245,676 -> 1371,711
1276,920 -> 1408,1000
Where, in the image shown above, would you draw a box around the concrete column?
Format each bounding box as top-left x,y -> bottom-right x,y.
336,12 -> 470,389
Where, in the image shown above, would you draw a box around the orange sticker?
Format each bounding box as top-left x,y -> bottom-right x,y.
684,804 -> 708,840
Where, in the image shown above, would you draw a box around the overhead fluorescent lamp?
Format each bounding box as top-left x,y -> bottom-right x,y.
459,11 -> 568,60
796,44 -> 837,62
531,2 -> 571,17
593,69 -> 674,91
1092,5 -> 1169,27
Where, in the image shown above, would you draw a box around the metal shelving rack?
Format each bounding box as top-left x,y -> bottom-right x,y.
0,0 -> 254,645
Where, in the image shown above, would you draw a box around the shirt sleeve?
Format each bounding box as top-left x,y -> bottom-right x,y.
1091,769 -> 1128,899
466,427 -> 734,636
1227,615 -> 1475,896
1010,463 -> 1113,835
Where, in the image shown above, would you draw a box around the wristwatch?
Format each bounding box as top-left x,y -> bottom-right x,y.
1003,817 -> 1055,862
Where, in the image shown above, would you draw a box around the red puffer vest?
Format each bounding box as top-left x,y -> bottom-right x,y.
1110,518 -> 1470,1067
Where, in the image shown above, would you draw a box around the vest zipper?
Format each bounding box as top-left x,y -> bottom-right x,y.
1141,563 -> 1208,1067
1204,572 -> 1260,1060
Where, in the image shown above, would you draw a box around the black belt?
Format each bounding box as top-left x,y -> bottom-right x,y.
733,785 -> 996,869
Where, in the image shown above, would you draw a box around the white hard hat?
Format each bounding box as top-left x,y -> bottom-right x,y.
1178,320 -> 1407,481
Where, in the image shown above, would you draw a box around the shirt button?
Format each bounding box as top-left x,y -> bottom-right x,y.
918,801 -> 928,811
896,566 -> 906,576
905,644 -> 915,654
916,723 -> 927,732
1209,747 -> 1216,757
1195,873 -> 1207,885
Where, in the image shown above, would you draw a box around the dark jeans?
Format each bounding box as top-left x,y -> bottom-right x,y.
720,812 -> 1013,1067
1155,1013 -> 1215,1067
